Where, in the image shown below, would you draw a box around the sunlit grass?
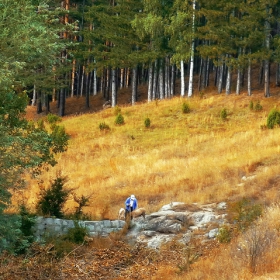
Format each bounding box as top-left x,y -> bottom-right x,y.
13,90 -> 280,223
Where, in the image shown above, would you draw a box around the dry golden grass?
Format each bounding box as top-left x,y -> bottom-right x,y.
8,69 -> 280,279
14,86 -> 280,222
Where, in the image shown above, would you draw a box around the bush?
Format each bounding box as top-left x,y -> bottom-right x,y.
220,108 -> 227,120
99,122 -> 110,131
228,198 -> 262,232
217,225 -> 232,243
267,108 -> 280,129
64,221 -> 88,244
144,117 -> 151,128
47,113 -> 61,125
182,102 -> 191,114
36,175 -> 70,218
50,125 -> 69,153
115,113 -> 124,125
254,100 -> 262,111
249,101 -> 254,110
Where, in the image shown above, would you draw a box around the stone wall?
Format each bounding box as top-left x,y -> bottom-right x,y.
33,217 -> 126,241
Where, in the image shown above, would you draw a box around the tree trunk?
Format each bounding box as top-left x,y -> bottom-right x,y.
236,68 -> 241,95
147,63 -> 153,102
188,0 -> 196,98
165,56 -> 170,98
152,60 -> 158,100
264,5 -> 271,97
170,64 -> 176,97
45,94 -> 51,113
180,60 -> 185,97
37,90 -> 42,114
248,59 -> 252,96
159,59 -> 164,100
93,67 -> 97,95
225,65 -> 231,95
80,65 -> 85,96
218,64 -> 224,94
120,68 -> 124,89
59,86 -> 65,117
32,85 -> 36,106
71,59 -> 76,97
111,68 -> 117,107
131,66 -> 138,105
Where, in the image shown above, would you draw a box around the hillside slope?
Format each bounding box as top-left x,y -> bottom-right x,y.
8,76 -> 280,279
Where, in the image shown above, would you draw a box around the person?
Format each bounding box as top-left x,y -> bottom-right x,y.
125,194 -> 138,219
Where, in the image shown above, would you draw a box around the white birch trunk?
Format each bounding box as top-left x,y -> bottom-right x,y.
32,85 -> 36,106
93,68 -> 97,95
152,60 -> 158,100
236,69 -> 241,95
147,63 -> 153,102
180,60 -> 185,97
188,0 -> 196,98
248,59 -> 252,96
159,59 -> 164,100
120,68 -> 124,89
111,68 -> 117,107
218,64 -> 224,94
225,65 -> 231,95
165,56 -> 170,98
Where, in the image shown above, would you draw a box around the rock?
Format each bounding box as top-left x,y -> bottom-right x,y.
208,228 -> 219,238
160,202 -> 185,211
217,202 -> 227,210
125,201 -> 228,249
190,211 -> 216,227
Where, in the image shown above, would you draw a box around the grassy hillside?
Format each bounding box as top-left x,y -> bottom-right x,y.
7,74 -> 280,279
17,88 -> 280,220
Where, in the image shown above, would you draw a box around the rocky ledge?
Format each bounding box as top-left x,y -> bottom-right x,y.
125,201 -> 228,249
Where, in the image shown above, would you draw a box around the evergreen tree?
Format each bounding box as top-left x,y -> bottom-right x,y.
0,0 -> 70,253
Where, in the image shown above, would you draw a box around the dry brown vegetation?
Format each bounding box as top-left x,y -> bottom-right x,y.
6,69 -> 280,279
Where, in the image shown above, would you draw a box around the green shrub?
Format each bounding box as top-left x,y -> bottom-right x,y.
144,117 -> 151,128
228,198 -> 262,232
73,194 -> 91,219
64,221 -> 88,244
249,101 -> 254,110
50,125 -> 69,153
182,102 -> 190,114
99,122 -> 110,131
115,113 -> 124,125
217,225 -> 232,243
36,175 -> 70,218
267,108 -> 280,129
254,100 -> 262,111
220,108 -> 227,120
47,113 -> 61,125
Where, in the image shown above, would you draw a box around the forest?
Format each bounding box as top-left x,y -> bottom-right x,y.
2,0 -> 280,278
3,0 -> 280,116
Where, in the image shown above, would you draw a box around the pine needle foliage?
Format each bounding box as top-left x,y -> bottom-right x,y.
36,175 -> 70,218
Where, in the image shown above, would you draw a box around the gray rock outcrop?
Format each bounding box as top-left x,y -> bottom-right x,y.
126,202 -> 228,249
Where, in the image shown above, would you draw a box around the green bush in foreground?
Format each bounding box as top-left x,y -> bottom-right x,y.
267,108 -> 280,129
144,117 -> 151,128
182,102 -> 191,114
115,113 -> 124,125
